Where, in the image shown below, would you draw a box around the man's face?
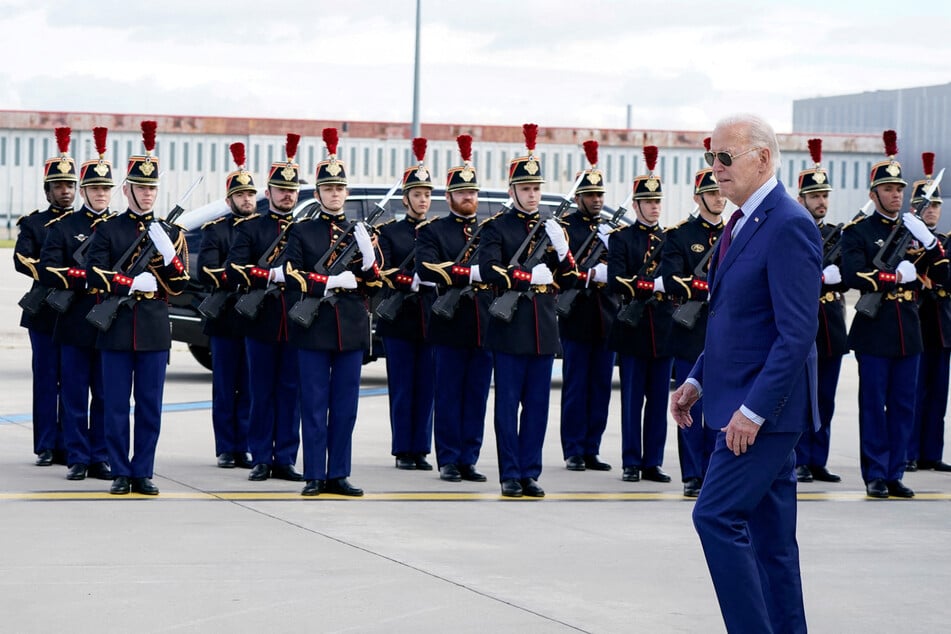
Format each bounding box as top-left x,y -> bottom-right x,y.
576,191 -> 604,218
124,183 -> 157,213
315,184 -> 347,213
447,189 -> 479,217
799,191 -> 830,222
870,183 -> 905,216
709,123 -> 769,206
635,199 -> 662,224
267,186 -> 299,213
47,181 -> 76,209
403,187 -> 432,219
81,185 -> 112,212
228,190 -> 257,217
694,190 -> 726,216
510,183 -> 542,213
922,201 -> 942,227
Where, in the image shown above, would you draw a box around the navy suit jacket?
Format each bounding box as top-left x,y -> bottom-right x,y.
689,182 -> 821,434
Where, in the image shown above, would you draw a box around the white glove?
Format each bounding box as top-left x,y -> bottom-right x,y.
544,218 -> 570,261
269,266 -> 285,284
129,271 -> 158,293
822,264 -> 841,285
597,224 -> 611,249
324,271 -> 358,295
148,223 -> 176,265
586,262 -> 607,286
469,264 -> 482,283
903,213 -> 938,249
896,260 -> 917,284
530,262 -> 554,285
410,273 -> 420,292
353,223 -> 376,270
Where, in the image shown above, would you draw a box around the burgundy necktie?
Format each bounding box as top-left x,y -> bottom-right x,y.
717,208 -> 745,264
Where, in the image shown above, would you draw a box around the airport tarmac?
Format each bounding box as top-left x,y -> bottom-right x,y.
1,248 -> 949,633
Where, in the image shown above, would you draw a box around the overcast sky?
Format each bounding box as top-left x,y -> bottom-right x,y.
2,0 -> 949,134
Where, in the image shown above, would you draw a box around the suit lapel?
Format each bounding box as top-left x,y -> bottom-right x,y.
710,183 -> 781,294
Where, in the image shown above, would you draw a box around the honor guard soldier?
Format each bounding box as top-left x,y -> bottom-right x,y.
283,128 -> 382,497
478,123 -> 577,497
14,127 -> 75,467
415,135 -> 492,484
660,138 -> 724,496
38,127 -> 113,481
794,139 -> 845,484
85,121 -> 190,495
377,138 -> 436,472
908,153 -> 951,471
197,143 -> 255,469
840,131 -> 950,498
608,146 -> 674,485
224,133 -> 303,483
557,140 -> 615,473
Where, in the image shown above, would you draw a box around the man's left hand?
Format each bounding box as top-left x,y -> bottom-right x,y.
722,410 -> 760,456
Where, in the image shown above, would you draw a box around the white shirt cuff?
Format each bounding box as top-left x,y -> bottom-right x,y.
740,405 -> 765,426
685,378 -> 702,398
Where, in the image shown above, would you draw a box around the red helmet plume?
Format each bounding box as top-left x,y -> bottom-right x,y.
285,133 -> 300,161
54,127 -> 71,155
583,140 -> 599,167
643,146 -> 658,173
322,128 -> 338,156
141,121 -> 157,153
808,138 -> 823,166
522,123 -> 538,152
883,130 -> 898,158
703,137 -> 711,151
93,127 -> 108,157
412,137 -> 427,163
230,142 -> 246,168
922,152 -> 935,178
456,134 -> 473,163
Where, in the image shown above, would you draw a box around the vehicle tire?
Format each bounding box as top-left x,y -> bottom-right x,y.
188,344 -> 213,370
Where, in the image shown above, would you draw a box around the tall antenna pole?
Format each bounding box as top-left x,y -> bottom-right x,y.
411,0 -> 422,138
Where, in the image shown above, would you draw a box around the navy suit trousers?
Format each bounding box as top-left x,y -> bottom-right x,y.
432,345 -> 492,468
559,338 -> 614,459
796,354 -> 842,468
618,354 -> 673,469
245,338 -> 300,467
29,328 -> 62,454
60,344 -> 107,466
493,352 -> 553,482
210,336 -> 251,457
383,336 -> 435,456
856,353 -> 918,482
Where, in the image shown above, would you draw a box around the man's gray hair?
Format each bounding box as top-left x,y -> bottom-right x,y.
714,113 -> 781,172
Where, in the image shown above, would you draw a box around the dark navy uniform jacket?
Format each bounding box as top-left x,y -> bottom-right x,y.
198,214 -> 246,339
478,207 -> 576,356
14,205 -> 71,333
816,221 -> 849,358
918,232 -> 951,350
280,210 -> 382,352
415,212 -> 493,348
84,209 -> 189,351
608,220 -> 673,358
841,212 -> 950,357
39,206 -> 112,348
557,211 -> 616,344
660,214 -> 722,361
377,215 -> 428,342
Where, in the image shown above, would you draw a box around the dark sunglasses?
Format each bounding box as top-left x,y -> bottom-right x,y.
703,147 -> 761,167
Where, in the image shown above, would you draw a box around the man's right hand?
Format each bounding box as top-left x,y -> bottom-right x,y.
670,382 -> 700,429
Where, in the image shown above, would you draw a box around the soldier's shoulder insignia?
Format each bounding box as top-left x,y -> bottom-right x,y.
233,215 -> 258,225
843,215 -> 867,229
47,214 -> 68,226
16,209 -> 40,226
201,216 -> 227,230
670,217 -> 689,229
690,243 -> 706,253
480,211 -> 504,225
416,218 -> 435,230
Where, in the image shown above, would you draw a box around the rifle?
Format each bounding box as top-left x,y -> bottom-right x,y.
488,171 -> 587,322
670,235 -> 718,330
555,195 -> 631,317
46,215 -> 111,313
616,232 -> 667,327
375,249 -> 417,322
17,284 -> 52,315
822,201 -> 872,269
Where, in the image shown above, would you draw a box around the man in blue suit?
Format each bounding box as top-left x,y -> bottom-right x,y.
671,114 -> 821,634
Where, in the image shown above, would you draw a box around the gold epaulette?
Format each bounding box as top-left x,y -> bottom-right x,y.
843,215 -> 868,229
16,209 -> 40,226
233,214 -> 258,225
201,216 -> 228,231
669,217 -> 690,229
46,214 -> 69,226
481,211 -> 504,225
415,217 -> 435,230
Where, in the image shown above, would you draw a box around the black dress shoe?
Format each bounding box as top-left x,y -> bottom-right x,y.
809,465 -> 841,482
934,461 -> 951,472
301,480 -> 324,496
865,479 -> 888,499
583,455 -> 612,471
325,477 -> 363,497
565,455 -> 586,471
683,477 -> 702,497
66,464 -> 87,481
439,464 -> 462,482
521,478 -> 545,497
248,464 -> 270,481
500,479 -> 523,497
87,462 -> 113,480
217,452 -> 236,468
132,477 -> 159,495
459,465 -> 487,482
110,476 -> 131,495
905,460 -> 918,472
271,464 -> 304,481
641,466 -> 672,483
395,455 -> 417,470
35,449 -> 53,466
52,450 -> 68,466
918,459 -> 951,472
235,452 -> 254,469
795,465 -> 814,483
622,467 -> 640,482
414,455 -> 434,471
886,479 -> 915,498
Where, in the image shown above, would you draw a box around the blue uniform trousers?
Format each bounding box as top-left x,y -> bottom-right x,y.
383,336 -> 435,456
297,349 -> 362,480
210,336 -> 251,457
618,354 -> 673,469
245,337 -> 300,467
60,344 -> 107,466
432,345 -> 492,468
559,337 -> 614,459
856,353 -> 919,482
493,352 -> 553,482
796,354 -> 842,468
693,431 -> 806,634
101,349 -> 167,478
673,357 -> 715,481
29,328 -> 63,455
911,348 -> 950,463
